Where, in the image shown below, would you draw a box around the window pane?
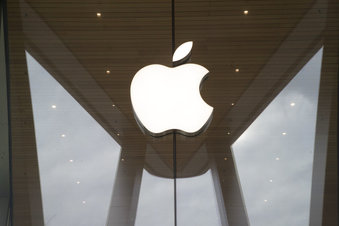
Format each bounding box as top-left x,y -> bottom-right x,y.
177,169 -> 222,226
135,169 -> 174,226
232,48 -> 323,226
26,51 -> 121,226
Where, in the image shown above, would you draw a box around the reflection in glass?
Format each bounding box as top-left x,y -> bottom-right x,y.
232,48 -> 323,226
26,52 -> 121,226
135,169 -> 174,226
136,166 -> 222,225
177,170 -> 222,226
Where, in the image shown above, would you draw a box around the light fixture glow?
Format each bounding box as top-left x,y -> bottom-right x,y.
269,179 -> 273,182
69,159 -> 74,163
235,68 -> 240,72
282,132 -> 287,135
106,70 -> 111,74
244,10 -> 249,15
61,134 -> 66,138
231,103 -> 235,106
275,157 -> 280,161
224,157 -> 228,161
76,181 -> 80,184
290,102 -> 295,106
172,41 -> 193,62
82,201 -> 86,204
51,105 -> 56,109
96,12 -> 101,17
130,41 -> 213,136
264,199 -> 268,202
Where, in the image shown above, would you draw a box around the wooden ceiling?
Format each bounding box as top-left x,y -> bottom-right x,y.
22,0 -> 314,133
15,0 -> 317,161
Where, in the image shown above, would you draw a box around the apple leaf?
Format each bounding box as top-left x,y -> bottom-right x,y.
172,41 -> 193,63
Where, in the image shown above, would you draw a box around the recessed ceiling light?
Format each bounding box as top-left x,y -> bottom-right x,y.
235,68 -> 240,72
275,157 -> 280,161
61,134 -> 66,138
106,70 -> 111,75
69,159 -> 74,163
282,132 -> 287,135
244,10 -> 249,15
290,102 -> 295,106
231,103 -> 235,106
96,12 -> 101,17
224,157 -> 228,160
51,105 -> 56,109
112,104 -> 115,107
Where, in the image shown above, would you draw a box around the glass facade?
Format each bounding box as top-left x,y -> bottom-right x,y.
232,47 -> 323,226
2,0 -> 338,225
26,52 -> 121,225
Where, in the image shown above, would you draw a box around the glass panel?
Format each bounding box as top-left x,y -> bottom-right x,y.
6,0 -> 338,223
231,47 -> 323,226
177,169 -> 222,226
135,143 -> 175,226
135,169 -> 175,226
26,51 -> 121,226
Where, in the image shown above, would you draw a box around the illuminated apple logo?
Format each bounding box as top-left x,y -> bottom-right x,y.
130,41 -> 213,137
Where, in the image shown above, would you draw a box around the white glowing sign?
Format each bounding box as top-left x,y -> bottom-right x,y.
130,41 -> 213,136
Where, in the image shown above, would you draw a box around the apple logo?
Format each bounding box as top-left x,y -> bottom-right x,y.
130,41 -> 213,137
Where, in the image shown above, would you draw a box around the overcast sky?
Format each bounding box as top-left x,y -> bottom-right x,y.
27,51 -> 222,226
135,145 -> 222,226
26,52 -> 121,226
232,47 -> 323,226
26,45 -> 323,226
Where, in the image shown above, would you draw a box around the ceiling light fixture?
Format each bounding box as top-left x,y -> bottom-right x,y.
96,12 -> 101,17
51,105 -> 56,109
244,10 -> 249,15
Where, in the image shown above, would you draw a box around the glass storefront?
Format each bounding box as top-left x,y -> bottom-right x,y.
2,0 -> 338,225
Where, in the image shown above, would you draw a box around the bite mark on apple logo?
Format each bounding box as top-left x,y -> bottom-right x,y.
130,41 -> 213,137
